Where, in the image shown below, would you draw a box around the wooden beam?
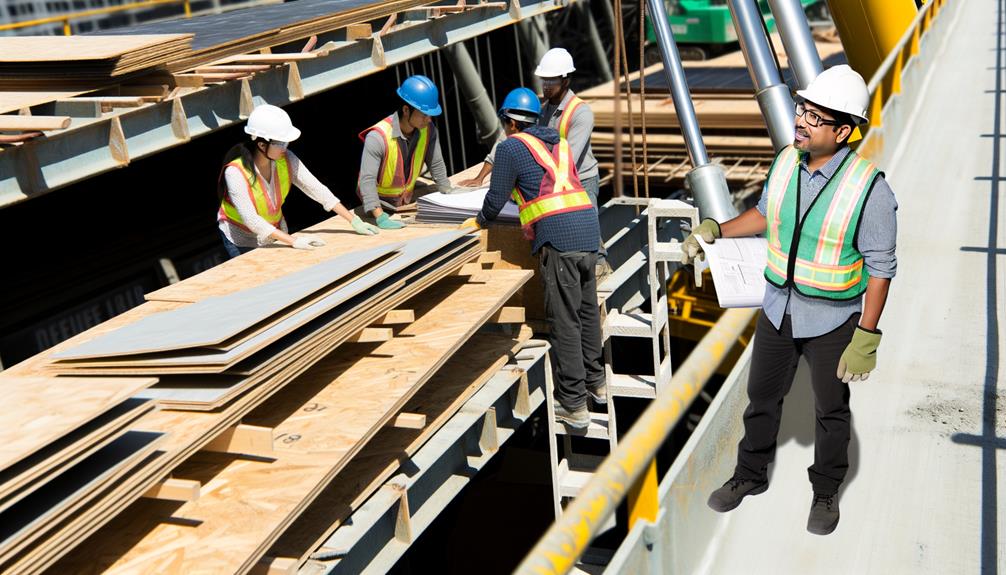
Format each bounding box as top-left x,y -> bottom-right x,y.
194,64 -> 272,74
117,85 -> 169,98
222,53 -> 319,64
346,326 -> 393,343
391,412 -> 426,429
142,478 -> 200,502
375,309 -> 414,325
478,251 -> 502,264
59,96 -> 145,108
346,23 -> 372,40
0,115 -> 70,131
202,424 -> 273,456
490,306 -> 524,324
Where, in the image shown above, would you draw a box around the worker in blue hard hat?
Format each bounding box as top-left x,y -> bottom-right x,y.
356,74 -> 453,230
217,104 -> 379,259
461,87 -> 605,431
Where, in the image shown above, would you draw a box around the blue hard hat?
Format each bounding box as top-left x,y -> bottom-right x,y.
397,75 -> 442,116
498,87 -> 541,124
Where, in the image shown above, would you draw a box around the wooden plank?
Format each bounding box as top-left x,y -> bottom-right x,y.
391,413 -> 426,429
346,23 -> 372,40
0,35 -> 193,63
142,478 -> 200,502
346,327 -> 393,343
202,424 -> 274,457
220,53 -> 320,64
490,306 -> 525,324
375,309 -> 414,325
0,115 -> 70,131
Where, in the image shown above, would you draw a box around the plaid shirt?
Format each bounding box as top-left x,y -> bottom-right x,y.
477,126 -> 600,254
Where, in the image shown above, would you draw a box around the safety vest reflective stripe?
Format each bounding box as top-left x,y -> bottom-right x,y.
767,243 -> 864,291
764,146 -> 800,250
219,154 -> 291,228
508,132 -> 593,227
812,155 -> 875,264
362,116 -> 429,199
557,95 -> 584,141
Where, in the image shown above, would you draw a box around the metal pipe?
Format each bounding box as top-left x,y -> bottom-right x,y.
442,42 -> 503,147
514,307 -> 759,575
726,0 -> 795,150
517,15 -> 550,93
646,0 -> 737,220
578,0 -> 613,82
767,0 -> 823,90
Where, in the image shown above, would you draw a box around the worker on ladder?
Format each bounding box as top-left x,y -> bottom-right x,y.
356,74 -> 453,229
217,104 -> 379,258
460,48 -> 608,274
682,65 -> 898,535
461,88 -> 605,429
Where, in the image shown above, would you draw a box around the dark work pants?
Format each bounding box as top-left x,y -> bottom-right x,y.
539,246 -> 605,410
734,312 -> 857,495
219,229 -> 254,259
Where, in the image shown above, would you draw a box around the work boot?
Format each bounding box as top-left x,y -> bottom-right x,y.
807,492 -> 840,535
707,477 -> 768,512
554,402 -> 589,429
586,381 -> 608,405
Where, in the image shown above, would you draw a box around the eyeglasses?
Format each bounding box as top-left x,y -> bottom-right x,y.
541,77 -> 564,86
795,102 -> 837,128
269,140 -> 288,149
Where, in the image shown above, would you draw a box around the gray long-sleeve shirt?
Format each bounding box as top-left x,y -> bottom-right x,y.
755,145 -> 898,338
358,112 -> 451,211
485,89 -> 599,181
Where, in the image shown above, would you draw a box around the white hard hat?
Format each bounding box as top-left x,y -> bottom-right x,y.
535,47 -> 576,78
244,104 -> 301,142
796,64 -> 870,124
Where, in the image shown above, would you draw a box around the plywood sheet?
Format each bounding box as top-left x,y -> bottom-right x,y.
0,375 -> 155,473
0,35 -> 192,63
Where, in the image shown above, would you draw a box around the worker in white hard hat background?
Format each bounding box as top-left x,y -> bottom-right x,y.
217,104 -> 380,258
356,74 -> 453,230
682,65 -> 899,536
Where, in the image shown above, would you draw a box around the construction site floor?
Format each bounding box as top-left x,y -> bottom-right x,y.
699,0 -> 1006,572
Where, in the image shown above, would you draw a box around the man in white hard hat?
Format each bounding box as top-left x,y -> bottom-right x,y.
217,104 -> 379,258
683,65 -> 898,535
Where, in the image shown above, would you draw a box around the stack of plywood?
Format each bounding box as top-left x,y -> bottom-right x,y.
0,217 -> 535,574
0,375 -> 164,573
0,35 -> 193,88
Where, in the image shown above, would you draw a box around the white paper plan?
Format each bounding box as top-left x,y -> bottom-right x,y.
696,237 -> 768,308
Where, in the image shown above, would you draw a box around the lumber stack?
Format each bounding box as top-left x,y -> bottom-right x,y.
0,35 -> 193,88
582,33 -> 846,192
0,375 -> 164,573
1,216 -> 536,574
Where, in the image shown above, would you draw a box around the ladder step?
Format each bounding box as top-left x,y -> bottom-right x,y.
609,373 -> 657,399
604,310 -> 652,338
647,199 -> 697,218
557,458 -> 595,497
555,410 -> 610,439
652,242 -> 684,263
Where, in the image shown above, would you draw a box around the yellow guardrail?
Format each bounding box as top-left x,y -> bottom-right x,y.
515,306 -> 758,575
0,0 -> 191,36
864,0 -> 948,131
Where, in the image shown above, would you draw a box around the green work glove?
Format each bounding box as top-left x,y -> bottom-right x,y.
681,219 -> 721,265
350,215 -> 380,236
837,326 -> 882,383
375,213 -> 406,230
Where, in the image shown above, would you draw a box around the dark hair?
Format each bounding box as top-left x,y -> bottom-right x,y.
217,139 -> 265,201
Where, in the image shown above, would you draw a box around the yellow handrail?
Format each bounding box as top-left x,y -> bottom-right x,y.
0,0 -> 191,35
515,307 -> 758,575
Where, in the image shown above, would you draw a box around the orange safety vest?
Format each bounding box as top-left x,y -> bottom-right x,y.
357,115 -> 429,207
509,132 -> 594,241
218,154 -> 291,232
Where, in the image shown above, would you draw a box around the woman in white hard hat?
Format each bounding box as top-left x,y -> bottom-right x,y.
684,65 -> 899,537
217,104 -> 379,258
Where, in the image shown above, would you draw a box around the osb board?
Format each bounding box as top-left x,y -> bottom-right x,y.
0,35 -> 193,63
0,375 -> 156,473
145,217 -> 456,303
268,326 -> 532,563
51,270 -> 531,575
0,89 -> 90,115
484,225 -> 545,323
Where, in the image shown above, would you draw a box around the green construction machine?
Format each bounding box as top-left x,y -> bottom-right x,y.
644,0 -> 825,63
